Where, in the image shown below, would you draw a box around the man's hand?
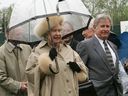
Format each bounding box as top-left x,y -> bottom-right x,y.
20,82 -> 27,92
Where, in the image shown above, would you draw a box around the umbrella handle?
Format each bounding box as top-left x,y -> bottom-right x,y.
56,3 -> 60,15
49,57 -> 59,74
46,17 -> 59,74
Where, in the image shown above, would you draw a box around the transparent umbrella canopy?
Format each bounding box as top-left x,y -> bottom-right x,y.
8,0 -> 92,75
8,0 -> 92,43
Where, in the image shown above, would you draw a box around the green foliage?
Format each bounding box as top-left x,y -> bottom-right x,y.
83,0 -> 128,25
0,6 -> 13,33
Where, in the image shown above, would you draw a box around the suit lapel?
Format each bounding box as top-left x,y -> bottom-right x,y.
92,37 -> 114,73
92,37 -> 107,63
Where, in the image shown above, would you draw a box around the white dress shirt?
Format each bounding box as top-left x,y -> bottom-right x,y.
95,34 -> 116,66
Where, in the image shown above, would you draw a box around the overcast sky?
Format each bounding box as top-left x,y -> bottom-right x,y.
0,0 -> 16,9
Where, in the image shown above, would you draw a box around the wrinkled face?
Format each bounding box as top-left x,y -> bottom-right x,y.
62,22 -> 73,43
83,28 -> 94,39
62,23 -> 73,36
49,24 -> 62,45
8,27 -> 24,40
95,18 -> 111,40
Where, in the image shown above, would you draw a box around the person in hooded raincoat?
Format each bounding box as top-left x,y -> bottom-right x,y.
0,27 -> 31,96
26,16 -> 88,96
118,32 -> 128,66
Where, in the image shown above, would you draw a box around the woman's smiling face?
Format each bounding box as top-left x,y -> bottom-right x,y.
49,24 -> 62,46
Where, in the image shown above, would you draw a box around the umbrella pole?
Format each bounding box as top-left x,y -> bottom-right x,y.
46,17 -> 60,74
48,0 -> 64,74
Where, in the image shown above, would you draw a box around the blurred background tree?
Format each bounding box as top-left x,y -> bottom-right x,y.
0,0 -> 128,43
0,6 -> 13,33
82,0 -> 128,34
0,5 -> 13,45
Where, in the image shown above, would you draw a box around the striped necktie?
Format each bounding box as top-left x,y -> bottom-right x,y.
103,41 -> 115,72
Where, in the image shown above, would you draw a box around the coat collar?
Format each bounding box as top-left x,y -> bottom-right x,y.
38,40 -> 67,50
5,41 -> 23,52
38,40 -> 47,49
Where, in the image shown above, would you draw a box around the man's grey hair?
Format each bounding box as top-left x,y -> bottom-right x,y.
93,13 -> 113,28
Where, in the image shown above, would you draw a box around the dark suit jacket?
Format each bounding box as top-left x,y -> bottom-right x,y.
76,36 -> 123,96
70,38 -> 79,51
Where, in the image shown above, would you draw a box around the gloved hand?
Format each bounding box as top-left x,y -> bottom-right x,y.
67,62 -> 81,72
49,48 -> 57,60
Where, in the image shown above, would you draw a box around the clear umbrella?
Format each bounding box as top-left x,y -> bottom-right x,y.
8,0 -> 92,74
8,0 -> 92,43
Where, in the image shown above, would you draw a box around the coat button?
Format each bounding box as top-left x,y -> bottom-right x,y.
64,69 -> 66,72
69,90 -> 71,93
66,79 -> 69,82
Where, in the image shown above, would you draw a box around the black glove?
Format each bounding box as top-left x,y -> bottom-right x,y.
67,62 -> 81,72
49,48 -> 57,60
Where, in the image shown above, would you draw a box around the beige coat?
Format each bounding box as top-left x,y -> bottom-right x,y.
26,41 -> 88,96
0,41 -> 31,96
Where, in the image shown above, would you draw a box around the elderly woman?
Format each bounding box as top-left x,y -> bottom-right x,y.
26,16 -> 88,96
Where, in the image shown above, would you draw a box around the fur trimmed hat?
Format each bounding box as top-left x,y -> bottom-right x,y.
34,16 -> 63,37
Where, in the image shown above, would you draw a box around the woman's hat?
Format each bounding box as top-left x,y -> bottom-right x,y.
34,16 -> 63,37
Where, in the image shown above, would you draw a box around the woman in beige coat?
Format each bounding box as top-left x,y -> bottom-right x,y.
26,16 -> 88,96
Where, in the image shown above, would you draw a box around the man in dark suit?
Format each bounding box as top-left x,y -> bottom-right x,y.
76,13 -> 123,96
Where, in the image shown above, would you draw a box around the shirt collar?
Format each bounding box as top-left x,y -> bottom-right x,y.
95,34 -> 103,42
